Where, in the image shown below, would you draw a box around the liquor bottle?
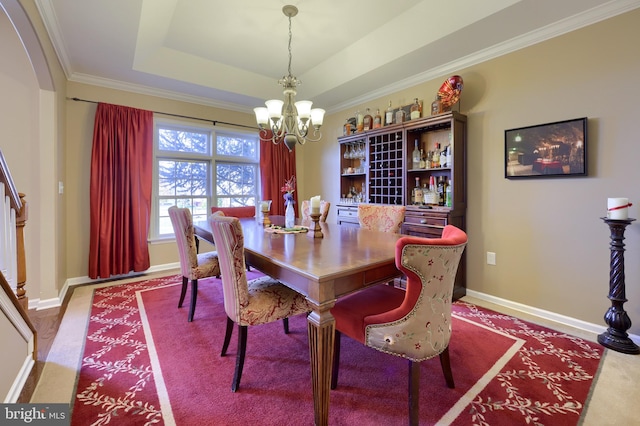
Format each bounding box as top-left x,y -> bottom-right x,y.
437,176 -> 445,206
440,143 -> 448,168
445,178 -> 452,207
446,144 -> 452,168
356,110 -> 364,132
412,177 -> 423,205
431,95 -> 442,116
410,98 -> 421,120
373,108 -> 382,129
419,149 -> 426,169
343,119 -> 352,136
432,143 -> 440,167
412,140 -> 421,169
395,107 -> 406,124
425,176 -> 437,205
363,108 -> 373,131
385,101 -> 394,126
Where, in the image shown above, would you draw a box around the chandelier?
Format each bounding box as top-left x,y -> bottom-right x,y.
254,5 -> 325,151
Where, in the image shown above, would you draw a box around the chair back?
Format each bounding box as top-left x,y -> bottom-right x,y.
211,206 -> 255,218
357,204 -> 406,233
208,213 -> 250,323
365,225 -> 467,361
301,199 -> 331,224
168,206 -> 199,277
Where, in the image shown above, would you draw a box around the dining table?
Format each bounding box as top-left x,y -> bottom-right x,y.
193,216 -> 403,425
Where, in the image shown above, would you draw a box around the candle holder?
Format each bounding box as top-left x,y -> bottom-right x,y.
307,212 -> 323,238
598,217 -> 639,354
261,208 -> 271,227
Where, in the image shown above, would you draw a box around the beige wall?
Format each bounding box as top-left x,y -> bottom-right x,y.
308,9 -> 640,333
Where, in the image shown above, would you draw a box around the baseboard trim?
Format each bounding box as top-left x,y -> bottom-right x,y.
5,354 -> 35,403
465,289 -> 640,345
33,263 -> 180,311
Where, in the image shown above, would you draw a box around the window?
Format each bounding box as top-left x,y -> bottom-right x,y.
152,119 -> 259,239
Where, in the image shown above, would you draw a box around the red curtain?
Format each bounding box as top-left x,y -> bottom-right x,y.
259,131 -> 297,216
88,103 -> 153,279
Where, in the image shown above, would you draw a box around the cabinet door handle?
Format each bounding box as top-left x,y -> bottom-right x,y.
420,219 -> 427,224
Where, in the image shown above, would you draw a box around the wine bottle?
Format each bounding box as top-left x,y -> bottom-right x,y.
410,98 -> 421,120
412,177 -> 423,205
437,177 -> 445,206
363,108 -> 373,131
412,140 -> 421,170
445,178 -> 452,207
385,101 -> 394,126
373,108 -> 382,129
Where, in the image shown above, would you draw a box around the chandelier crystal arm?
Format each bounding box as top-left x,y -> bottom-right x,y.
254,5 -> 325,151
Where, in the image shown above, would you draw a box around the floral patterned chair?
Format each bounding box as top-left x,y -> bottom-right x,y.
357,204 -> 406,233
330,225 -> 467,425
168,206 -> 221,322
300,199 -> 331,226
210,206 -> 256,270
209,212 -> 312,392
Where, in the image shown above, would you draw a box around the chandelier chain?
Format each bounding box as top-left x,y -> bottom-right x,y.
287,14 -> 293,78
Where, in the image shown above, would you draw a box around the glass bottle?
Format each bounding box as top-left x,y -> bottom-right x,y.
411,177 -> 423,205
432,143 -> 440,167
445,178 -> 453,207
385,101 -> 394,126
437,176 -> 445,206
395,107 -> 405,124
431,95 -> 442,116
410,98 -> 421,120
356,110 -> 364,132
412,140 -> 421,169
440,143 -> 448,168
373,108 -> 382,129
425,176 -> 437,205
363,108 -> 373,131
343,119 -> 352,136
419,149 -> 426,169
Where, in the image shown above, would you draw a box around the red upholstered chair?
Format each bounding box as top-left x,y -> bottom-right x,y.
357,204 -> 406,233
300,199 -> 331,226
209,212 -> 312,392
211,206 -> 256,218
330,225 -> 467,425
168,206 -> 221,322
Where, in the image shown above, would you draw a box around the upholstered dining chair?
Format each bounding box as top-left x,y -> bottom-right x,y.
168,206 -> 221,322
209,212 -> 312,392
210,206 -> 256,270
330,225 -> 467,425
357,203 -> 406,233
300,199 -> 331,225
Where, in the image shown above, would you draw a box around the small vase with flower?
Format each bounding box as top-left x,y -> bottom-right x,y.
281,176 -> 296,228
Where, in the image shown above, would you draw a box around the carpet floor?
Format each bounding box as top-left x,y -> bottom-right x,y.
31,272 -> 638,425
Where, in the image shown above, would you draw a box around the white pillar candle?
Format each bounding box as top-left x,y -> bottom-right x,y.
310,196 -> 321,214
608,197 -> 632,220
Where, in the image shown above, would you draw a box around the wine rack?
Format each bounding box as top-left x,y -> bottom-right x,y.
368,130 -> 404,205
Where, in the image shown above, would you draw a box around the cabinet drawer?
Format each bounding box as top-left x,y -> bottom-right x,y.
402,223 -> 444,238
403,214 -> 447,226
337,207 -> 358,219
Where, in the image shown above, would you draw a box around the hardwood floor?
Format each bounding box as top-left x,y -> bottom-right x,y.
17,290 -> 72,403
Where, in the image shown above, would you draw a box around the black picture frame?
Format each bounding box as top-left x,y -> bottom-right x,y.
505,117 -> 587,179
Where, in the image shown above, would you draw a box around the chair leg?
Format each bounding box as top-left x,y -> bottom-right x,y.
439,347 -> 455,388
232,325 -> 248,392
188,279 -> 198,322
408,360 -> 420,426
330,331 -> 341,389
283,317 -> 290,334
221,317 -> 234,357
178,276 -> 188,308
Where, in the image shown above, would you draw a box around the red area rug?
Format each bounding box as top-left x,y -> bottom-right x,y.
71,274 -> 603,425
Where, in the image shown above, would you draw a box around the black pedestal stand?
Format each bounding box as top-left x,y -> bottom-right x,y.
598,218 -> 639,354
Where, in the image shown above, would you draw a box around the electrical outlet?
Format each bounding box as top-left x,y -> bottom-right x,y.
487,251 -> 496,265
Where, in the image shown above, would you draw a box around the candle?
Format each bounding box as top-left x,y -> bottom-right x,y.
261,200 -> 271,212
608,197 -> 632,220
310,195 -> 321,214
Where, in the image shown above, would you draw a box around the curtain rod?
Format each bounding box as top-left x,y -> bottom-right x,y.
68,97 -> 258,131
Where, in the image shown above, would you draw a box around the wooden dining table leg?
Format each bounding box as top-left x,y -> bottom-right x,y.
307,305 -> 335,426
